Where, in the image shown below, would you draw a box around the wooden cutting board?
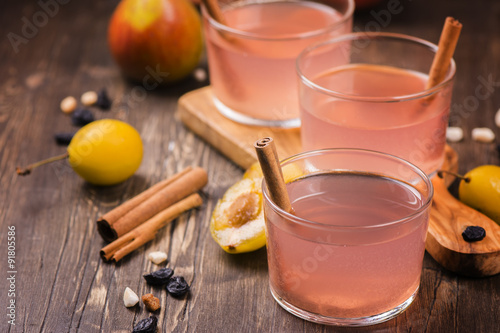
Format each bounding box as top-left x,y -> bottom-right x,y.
177,86 -> 300,169
178,86 -> 500,277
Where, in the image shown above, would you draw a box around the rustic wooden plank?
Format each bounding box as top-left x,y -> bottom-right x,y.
1,0 -> 500,332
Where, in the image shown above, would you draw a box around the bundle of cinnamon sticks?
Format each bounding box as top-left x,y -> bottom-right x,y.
99,167 -> 208,262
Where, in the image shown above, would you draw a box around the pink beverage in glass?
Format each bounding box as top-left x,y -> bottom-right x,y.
297,33 -> 455,174
203,0 -> 354,128
262,149 -> 433,326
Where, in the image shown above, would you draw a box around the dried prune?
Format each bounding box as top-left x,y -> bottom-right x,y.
143,267 -> 174,286
462,226 -> 486,242
71,108 -> 94,126
96,88 -> 111,110
132,316 -> 157,333
166,276 -> 190,297
54,132 -> 75,145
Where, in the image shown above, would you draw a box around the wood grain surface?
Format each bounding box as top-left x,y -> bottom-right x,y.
1,1 -> 499,332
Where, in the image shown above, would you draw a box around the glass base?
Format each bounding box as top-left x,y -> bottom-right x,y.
213,96 -> 301,128
270,286 -> 419,326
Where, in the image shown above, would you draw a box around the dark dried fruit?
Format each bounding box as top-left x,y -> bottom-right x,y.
462,226 -> 486,242
166,276 -> 190,297
143,267 -> 174,286
71,108 -> 94,126
132,316 -> 157,333
54,132 -> 75,145
96,88 -> 111,110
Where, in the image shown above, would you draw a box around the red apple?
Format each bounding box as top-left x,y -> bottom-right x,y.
108,0 -> 203,84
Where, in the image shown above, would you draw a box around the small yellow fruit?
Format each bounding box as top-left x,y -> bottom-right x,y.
210,161 -> 306,253
459,165 -> 500,225
67,119 -> 143,185
210,176 -> 266,254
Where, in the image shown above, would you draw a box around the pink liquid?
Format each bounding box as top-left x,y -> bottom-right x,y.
265,172 -> 429,318
204,1 -> 351,123
300,64 -> 451,174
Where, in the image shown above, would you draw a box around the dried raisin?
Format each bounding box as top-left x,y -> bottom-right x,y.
166,276 -> 190,297
462,226 -> 486,242
143,267 -> 174,286
96,88 -> 111,110
132,316 -> 157,333
54,132 -> 75,145
71,108 -> 94,126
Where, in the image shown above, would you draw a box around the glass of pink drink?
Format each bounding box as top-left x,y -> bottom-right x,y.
297,33 -> 456,174
262,148 -> 433,326
202,0 -> 354,128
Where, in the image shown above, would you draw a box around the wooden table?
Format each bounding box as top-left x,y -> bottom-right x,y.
1,0 -> 499,332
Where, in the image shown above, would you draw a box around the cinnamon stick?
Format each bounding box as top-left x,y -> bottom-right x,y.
426,17 -> 462,90
202,0 -> 226,25
100,193 -> 203,262
97,167 -> 193,241
97,167 -> 208,242
254,138 -> 293,213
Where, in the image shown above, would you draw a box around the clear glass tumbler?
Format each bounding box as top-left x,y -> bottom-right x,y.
202,0 -> 354,128
263,148 -> 433,326
297,32 -> 456,174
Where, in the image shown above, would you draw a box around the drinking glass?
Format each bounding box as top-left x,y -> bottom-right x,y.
202,0 -> 354,128
297,32 -> 456,174
262,148 -> 433,326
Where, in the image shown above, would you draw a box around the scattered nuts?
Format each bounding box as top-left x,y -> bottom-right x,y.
446,126 -> 464,142
60,96 -> 77,114
495,109 -> 500,128
193,68 -> 207,82
148,251 -> 168,264
123,287 -> 139,307
142,293 -> 161,312
81,91 -> 98,106
472,127 -> 495,143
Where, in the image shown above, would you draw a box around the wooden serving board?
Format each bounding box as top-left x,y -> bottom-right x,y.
178,86 -> 500,277
177,86 -> 301,169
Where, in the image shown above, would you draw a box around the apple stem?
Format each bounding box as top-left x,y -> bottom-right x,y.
437,169 -> 470,183
16,152 -> 70,176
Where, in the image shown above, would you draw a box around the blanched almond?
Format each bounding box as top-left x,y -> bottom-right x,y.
123,287 -> 139,307
472,127 -> 495,143
147,251 -> 168,264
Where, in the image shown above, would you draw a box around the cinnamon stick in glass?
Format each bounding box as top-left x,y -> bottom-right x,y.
254,138 -> 293,214
202,0 -> 226,25
426,17 -> 462,90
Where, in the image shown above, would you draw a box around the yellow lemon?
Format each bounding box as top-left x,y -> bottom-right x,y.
459,165 -> 500,225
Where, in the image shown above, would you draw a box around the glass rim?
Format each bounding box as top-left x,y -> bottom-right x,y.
296,32 -> 457,102
202,0 -> 355,42
262,148 -> 434,230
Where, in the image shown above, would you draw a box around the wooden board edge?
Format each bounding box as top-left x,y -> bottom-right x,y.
177,88 -> 256,170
